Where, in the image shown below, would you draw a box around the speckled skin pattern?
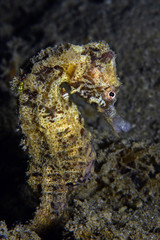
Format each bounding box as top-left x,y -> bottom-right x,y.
12,42 -> 130,231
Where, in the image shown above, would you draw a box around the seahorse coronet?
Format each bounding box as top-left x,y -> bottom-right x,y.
11,41 -> 130,231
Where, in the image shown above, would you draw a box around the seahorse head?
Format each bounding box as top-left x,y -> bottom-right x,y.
64,42 -> 130,134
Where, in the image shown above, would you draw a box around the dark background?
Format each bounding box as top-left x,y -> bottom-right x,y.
0,0 -> 160,239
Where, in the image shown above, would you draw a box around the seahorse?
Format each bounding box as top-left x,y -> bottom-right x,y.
12,42 -> 130,232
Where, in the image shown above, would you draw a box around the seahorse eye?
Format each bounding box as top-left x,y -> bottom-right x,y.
107,91 -> 116,100
104,89 -> 116,101
109,91 -> 115,97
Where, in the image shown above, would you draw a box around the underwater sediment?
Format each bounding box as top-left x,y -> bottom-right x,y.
0,0 -> 160,239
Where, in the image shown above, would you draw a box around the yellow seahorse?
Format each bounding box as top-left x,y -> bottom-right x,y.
12,42 -> 130,232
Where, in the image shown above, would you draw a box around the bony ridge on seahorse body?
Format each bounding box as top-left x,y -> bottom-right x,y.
11,42 -> 130,232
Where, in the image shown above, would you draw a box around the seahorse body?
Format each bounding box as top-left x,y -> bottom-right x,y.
12,42 -> 130,231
